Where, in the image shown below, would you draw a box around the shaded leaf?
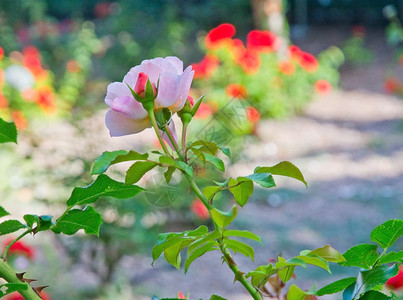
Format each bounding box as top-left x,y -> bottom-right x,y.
246,264 -> 275,287
219,147 -> 231,158
355,264 -> 399,296
52,206 -> 103,236
0,206 -> 10,218
164,166 -> 176,184
0,118 -> 17,144
223,230 -> 262,243
92,150 -> 148,175
0,220 -> 26,235
187,230 -> 220,255
316,277 -> 356,296
204,153 -> 225,171
340,244 -> 379,269
370,219 -> 403,249
225,239 -> 254,261
255,161 -> 307,187
379,251 -> 403,264
296,254 -> 331,273
210,205 -> 237,228
246,173 -> 276,188
360,291 -> 390,300
126,161 -> 158,184
159,156 -> 193,177
210,295 -> 227,300
68,174 -> 144,207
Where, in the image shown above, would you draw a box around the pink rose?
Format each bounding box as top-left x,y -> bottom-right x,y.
105,56 -> 194,136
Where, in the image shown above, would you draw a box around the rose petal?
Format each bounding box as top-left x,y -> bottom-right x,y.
105,82 -> 132,106
155,71 -> 181,108
105,110 -> 150,136
109,96 -> 148,119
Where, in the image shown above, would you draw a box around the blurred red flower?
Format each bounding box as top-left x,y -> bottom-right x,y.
94,2 -> 111,18
0,46 -> 4,61
229,39 -> 246,59
177,291 -> 186,299
23,46 -> 47,79
226,83 -> 248,99
66,59 -> 81,73
247,30 -> 279,53
352,25 -> 366,38
235,49 -> 261,74
0,93 -> 8,109
5,291 -> 51,300
246,106 -> 260,123
11,111 -> 28,130
191,54 -> 219,79
194,103 -> 213,119
0,69 -> 4,87
386,265 -> 403,290
205,23 -> 236,50
191,199 -> 210,219
315,79 -> 332,95
36,86 -> 56,113
289,45 -> 319,73
3,238 -> 35,259
384,77 -> 400,93
278,60 -> 295,75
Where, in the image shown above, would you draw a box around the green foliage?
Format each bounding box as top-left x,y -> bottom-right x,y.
228,178 -> 253,207
92,150 -> 149,175
370,219 -> 403,249
287,284 -> 309,300
0,283 -> 28,296
340,244 -> 379,269
23,214 -> 52,234
0,118 -> 17,144
125,161 -> 159,184
0,220 -> 26,235
255,161 -> 307,187
317,277 -> 357,296
210,205 -> 237,228
0,206 -> 10,218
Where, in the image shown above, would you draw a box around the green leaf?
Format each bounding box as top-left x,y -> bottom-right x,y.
155,108 -> 172,129
210,295 -> 227,300
309,245 -> 346,263
126,161 -> 158,184
276,257 -> 306,283
296,254 -> 331,273
228,178 -> 253,207
185,240 -> 218,273
210,205 -> 237,228
316,277 -> 356,296
23,214 -> 52,234
0,118 -> 17,144
0,220 -> 26,235
67,174 -> 144,207
359,291 -> 390,300
159,156 -> 193,177
52,206 -> 103,236
379,251 -> 403,264
203,186 -> 221,202
164,166 -> 176,184
370,219 -> 403,249
246,173 -> 276,188
225,239 -> 254,261
0,283 -> 28,296
187,230 -> 220,255
246,264 -> 276,287
340,244 -> 379,269
92,150 -> 148,175
343,281 -> 356,300
219,147 -> 231,158
188,140 -> 219,155
223,230 -> 262,243
255,161 -> 307,187
355,264 -> 399,297
204,153 -> 225,172
0,206 -> 10,218
164,240 -> 183,270
287,284 -> 307,300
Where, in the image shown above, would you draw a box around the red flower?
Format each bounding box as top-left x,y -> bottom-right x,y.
384,77 -> 400,93
0,46 -> 4,61
226,84 -> 248,99
315,79 -> 332,95
289,45 -> 319,73
191,54 -> 219,79
177,291 -> 186,299
246,106 -> 260,123
3,238 -> 35,259
386,265 -> 403,290
23,46 -> 47,79
194,103 -> 213,119
5,291 -> 51,300
229,39 -> 245,59
36,86 -> 56,113
191,199 -> 210,219
205,23 -> 236,50
247,30 -> 279,53
278,60 -> 295,75
0,93 -> 8,109
11,111 -> 28,130
235,49 -> 261,74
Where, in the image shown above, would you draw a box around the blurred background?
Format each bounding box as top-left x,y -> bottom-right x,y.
0,0 -> 402,299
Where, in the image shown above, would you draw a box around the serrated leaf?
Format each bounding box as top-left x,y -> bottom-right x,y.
68,174 -> 143,207
255,161 -> 307,187
159,156 -> 193,177
379,251 -> 403,264
0,118 -> 17,144
0,206 -> 10,218
225,239 -> 255,261
52,206 -> 103,236
246,173 -> 276,188
164,166 -> 176,184
210,205 -> 237,228
223,230 -> 262,243
296,254 -> 331,273
370,219 -> 403,249
340,244 -> 379,269
287,284 -> 307,300
308,245 -> 346,263
126,161 -> 158,184
228,178 -> 253,207
316,277 -> 356,296
204,153 -> 225,171
0,220 -> 26,235
92,150 -> 148,175
360,290 -> 390,300
0,283 -> 28,296
185,240 -> 218,273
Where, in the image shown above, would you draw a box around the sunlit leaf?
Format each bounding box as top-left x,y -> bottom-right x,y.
228,178 -> 253,207
287,284 -> 307,300
159,155 -> 193,177
204,153 -> 225,171
210,205 -> 237,228
224,239 -> 255,261
339,244 -> 379,269
0,283 -> 28,296
0,118 -> 17,144
0,206 -> 10,218
223,230 -> 262,243
378,251 -> 403,264
184,240 -> 218,273
91,150 -> 148,175
354,264 -> 399,297
316,277 -> 356,296
370,219 -> 403,249
255,161 -> 307,187
0,220 -> 26,235
308,245 -> 346,263
126,161 -> 159,184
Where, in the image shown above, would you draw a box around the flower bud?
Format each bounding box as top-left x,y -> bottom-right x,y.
127,72 -> 157,112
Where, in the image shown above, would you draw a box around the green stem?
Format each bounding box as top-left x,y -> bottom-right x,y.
147,110 -> 171,156
0,261 -> 42,300
3,230 -> 31,261
164,124 -> 184,161
181,122 -> 188,161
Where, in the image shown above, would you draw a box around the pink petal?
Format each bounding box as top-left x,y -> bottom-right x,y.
105,110 -> 150,136
155,71 -> 182,109
109,96 -> 148,119
169,66 -> 195,112
105,82 -> 132,106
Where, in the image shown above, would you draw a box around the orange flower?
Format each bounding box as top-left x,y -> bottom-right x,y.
11,111 -> 28,130
205,23 -> 236,50
384,77 -> 400,93
226,83 -> 248,98
0,46 -> 4,61
386,265 -> 403,290
191,54 -> 219,79
0,93 -> 8,109
235,49 -> 261,74
229,38 -> 246,59
278,60 -> 295,75
194,103 -> 213,119
246,106 -> 260,123
35,86 -> 56,113
191,199 -> 210,219
247,30 -> 279,53
315,79 -> 332,95
66,59 -> 81,73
